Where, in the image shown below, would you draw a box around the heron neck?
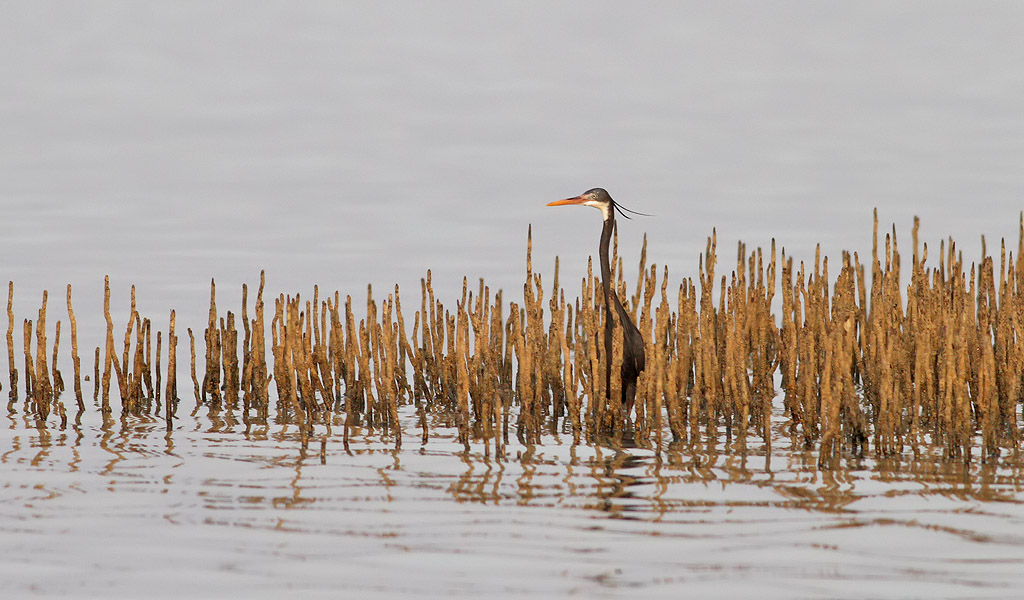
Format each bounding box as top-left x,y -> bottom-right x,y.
599,216 -> 614,310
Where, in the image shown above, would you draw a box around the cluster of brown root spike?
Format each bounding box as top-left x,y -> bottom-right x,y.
6,213 -> 1023,464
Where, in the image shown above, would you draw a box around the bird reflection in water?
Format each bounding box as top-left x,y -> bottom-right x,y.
588,447 -> 651,518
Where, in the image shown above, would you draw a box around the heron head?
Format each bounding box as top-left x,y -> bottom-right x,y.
547,187 -> 615,221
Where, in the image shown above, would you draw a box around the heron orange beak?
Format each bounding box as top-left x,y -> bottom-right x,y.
546,196 -> 587,207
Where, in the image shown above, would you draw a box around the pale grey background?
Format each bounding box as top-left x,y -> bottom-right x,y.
2,2 -> 1023,343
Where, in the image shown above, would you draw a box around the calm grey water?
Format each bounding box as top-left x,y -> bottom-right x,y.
5,404 -> 1024,599
4,2 -> 1024,338
3,3 -> 1024,598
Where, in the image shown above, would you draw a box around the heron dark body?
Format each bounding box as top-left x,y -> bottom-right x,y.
598,213 -> 646,414
548,188 -> 647,417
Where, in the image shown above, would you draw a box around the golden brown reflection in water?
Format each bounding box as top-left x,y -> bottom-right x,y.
5,402 -> 1024,521
442,428 -> 1024,519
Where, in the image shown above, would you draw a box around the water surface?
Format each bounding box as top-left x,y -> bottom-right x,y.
4,399 -> 1024,599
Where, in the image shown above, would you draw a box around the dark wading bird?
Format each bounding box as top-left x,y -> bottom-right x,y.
547,188 -> 647,420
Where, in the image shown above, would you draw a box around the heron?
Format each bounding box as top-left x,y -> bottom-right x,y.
547,188 -> 647,419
